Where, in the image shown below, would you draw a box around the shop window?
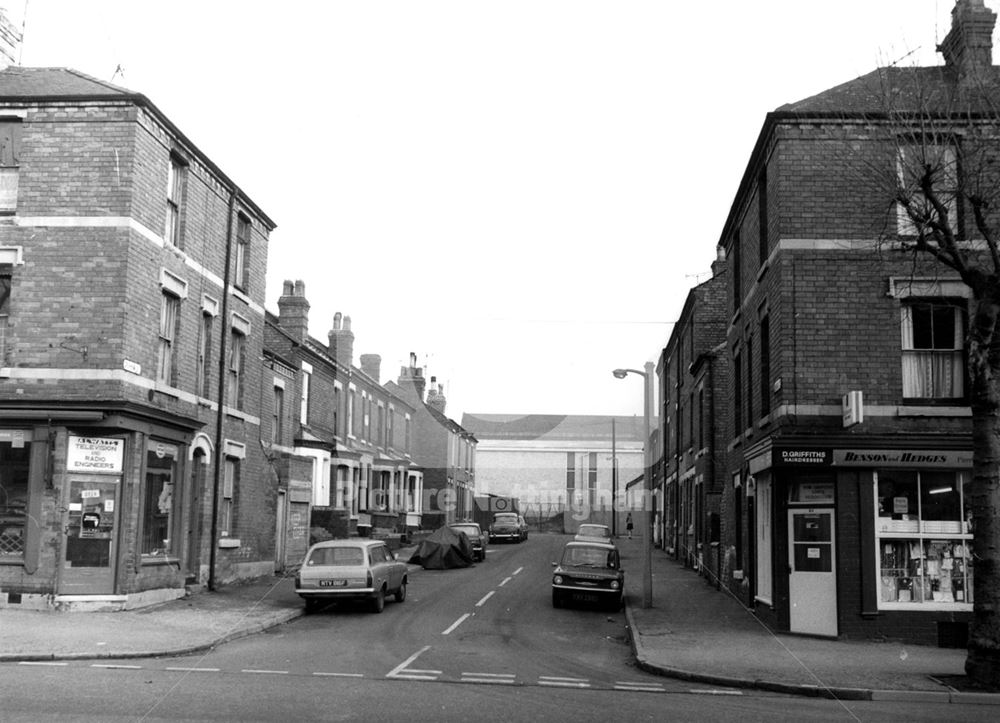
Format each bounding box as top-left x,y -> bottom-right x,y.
901,301 -> 966,400
0,436 -> 31,558
876,470 -> 972,607
142,442 -> 179,558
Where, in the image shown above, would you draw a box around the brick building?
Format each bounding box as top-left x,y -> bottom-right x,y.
388,358 -> 477,527
658,250 -> 731,582
0,65 -> 276,608
710,1 -> 994,644
267,282 -> 424,545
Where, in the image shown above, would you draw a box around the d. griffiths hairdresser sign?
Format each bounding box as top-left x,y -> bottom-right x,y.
67,436 -> 125,474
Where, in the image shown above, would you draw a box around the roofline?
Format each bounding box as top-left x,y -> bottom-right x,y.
719,105 -> 1000,247
0,68 -> 276,230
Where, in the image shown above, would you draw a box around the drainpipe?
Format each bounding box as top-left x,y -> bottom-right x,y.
208,189 -> 237,591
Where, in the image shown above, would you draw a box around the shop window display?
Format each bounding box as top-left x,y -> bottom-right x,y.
877,470 -> 972,606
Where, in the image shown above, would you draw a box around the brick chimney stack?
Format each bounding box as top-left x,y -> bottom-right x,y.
426,377 -> 447,414
0,9 -> 22,70
711,244 -> 727,278
397,351 -> 427,402
276,279 -> 310,342
328,312 -> 354,367
938,0 -> 997,77
360,353 -> 381,383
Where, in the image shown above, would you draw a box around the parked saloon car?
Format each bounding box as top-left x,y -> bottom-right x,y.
552,541 -> 624,610
296,539 -> 407,613
573,523 -> 613,545
489,512 -> 528,543
449,521 -> 487,561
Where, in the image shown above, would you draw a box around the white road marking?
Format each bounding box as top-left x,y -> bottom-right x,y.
462,672 -> 516,679
391,673 -> 439,681
91,664 -> 142,670
313,672 -> 364,678
498,576 -> 512,587
690,689 -> 743,696
18,662 -> 68,667
442,613 -> 470,635
539,675 -> 590,688
164,667 -> 220,673
241,669 -> 289,675
386,645 -> 432,679
475,591 -> 495,607
615,684 -> 665,692
513,567 -> 524,575
462,675 -> 516,684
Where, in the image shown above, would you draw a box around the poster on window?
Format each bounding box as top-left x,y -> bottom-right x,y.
67,436 -> 125,474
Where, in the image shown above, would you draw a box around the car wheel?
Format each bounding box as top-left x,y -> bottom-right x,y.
395,580 -> 407,603
552,591 -> 563,608
371,587 -> 385,613
303,598 -> 319,614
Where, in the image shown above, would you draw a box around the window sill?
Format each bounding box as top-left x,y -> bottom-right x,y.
0,556 -> 25,566
141,555 -> 180,567
217,538 -> 241,549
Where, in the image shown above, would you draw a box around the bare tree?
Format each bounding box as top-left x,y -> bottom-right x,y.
851,15 -> 1000,687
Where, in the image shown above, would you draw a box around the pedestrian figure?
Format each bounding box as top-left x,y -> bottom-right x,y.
626,513 -> 634,539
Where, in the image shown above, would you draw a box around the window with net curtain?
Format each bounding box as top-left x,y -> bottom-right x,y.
900,300 -> 965,399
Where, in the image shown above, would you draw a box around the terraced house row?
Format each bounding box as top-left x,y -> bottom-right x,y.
0,55 -> 475,609
658,0 -> 994,647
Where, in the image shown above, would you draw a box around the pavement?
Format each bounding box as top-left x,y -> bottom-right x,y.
1,537 -> 998,705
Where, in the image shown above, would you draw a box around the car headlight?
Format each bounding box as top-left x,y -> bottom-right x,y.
553,575 -> 563,585
610,580 -> 619,590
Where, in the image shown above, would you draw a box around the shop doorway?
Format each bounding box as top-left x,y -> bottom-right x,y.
787,508 -> 837,636
61,475 -> 121,594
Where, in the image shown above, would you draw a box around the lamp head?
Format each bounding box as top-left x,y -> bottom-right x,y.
612,369 -> 628,379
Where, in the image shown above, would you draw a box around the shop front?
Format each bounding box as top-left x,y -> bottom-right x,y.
1,419 -> 196,611
747,445 -> 973,645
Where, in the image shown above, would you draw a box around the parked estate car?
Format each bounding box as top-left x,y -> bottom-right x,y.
489,512 -> 528,543
295,539 -> 407,613
449,521 -> 488,561
551,540 -> 624,610
574,523 -> 613,544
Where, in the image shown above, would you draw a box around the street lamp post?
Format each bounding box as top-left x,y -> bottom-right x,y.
613,362 -> 654,609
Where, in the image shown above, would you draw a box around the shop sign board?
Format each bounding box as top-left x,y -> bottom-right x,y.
67,436 -> 125,474
774,449 -> 831,466
833,449 -> 972,468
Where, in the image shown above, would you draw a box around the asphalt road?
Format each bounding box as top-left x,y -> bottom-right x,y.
2,534 -> 997,722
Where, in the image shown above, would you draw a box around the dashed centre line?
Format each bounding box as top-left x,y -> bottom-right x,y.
242,669 -> 289,675
442,613 -> 470,635
498,576 -> 513,587
475,591 -> 495,607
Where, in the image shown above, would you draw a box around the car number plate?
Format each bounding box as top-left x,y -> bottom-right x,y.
319,579 -> 347,587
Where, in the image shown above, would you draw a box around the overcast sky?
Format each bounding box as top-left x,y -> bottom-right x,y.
4,0 -> 969,419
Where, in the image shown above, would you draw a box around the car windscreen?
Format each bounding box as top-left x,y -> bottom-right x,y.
451,525 -> 480,536
307,547 -> 365,566
561,546 -> 617,569
578,525 -> 609,537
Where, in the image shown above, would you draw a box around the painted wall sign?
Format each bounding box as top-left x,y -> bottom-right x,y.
67,436 -> 125,474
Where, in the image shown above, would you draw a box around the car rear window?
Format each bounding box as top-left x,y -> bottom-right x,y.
451,525 -> 480,535
307,546 -> 365,566
578,525 -> 609,537
562,546 -> 617,569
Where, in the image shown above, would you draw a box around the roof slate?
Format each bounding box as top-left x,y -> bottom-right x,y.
0,66 -> 135,98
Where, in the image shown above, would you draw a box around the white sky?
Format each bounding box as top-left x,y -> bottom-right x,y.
4,0 -> 968,419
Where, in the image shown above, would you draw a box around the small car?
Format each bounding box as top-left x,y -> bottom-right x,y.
552,541 -> 624,610
449,521 -> 488,561
574,523 -> 613,544
489,512 -> 528,543
295,539 -> 407,613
